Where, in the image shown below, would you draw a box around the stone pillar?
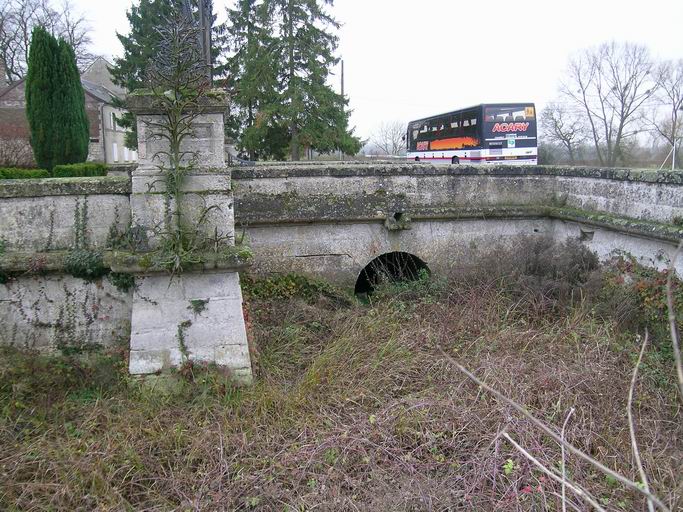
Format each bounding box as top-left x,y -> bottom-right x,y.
117,91 -> 253,384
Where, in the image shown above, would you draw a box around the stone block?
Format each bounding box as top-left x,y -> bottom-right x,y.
128,271 -> 252,381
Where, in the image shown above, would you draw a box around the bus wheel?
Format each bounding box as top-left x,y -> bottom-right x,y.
414,157 -> 420,162
451,156 -> 460,164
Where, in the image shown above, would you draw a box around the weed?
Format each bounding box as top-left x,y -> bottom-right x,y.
1,265 -> 681,511
108,272 -> 135,292
188,298 -> 209,315
63,249 -> 107,281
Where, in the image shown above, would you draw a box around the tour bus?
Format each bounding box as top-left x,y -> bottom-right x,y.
406,103 -> 537,165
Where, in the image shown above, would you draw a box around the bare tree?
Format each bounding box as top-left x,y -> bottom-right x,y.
370,120 -> 407,156
647,60 -> 683,168
561,42 -> 656,167
0,0 -> 92,84
540,102 -> 587,164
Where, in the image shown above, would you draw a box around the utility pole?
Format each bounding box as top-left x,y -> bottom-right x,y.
339,59 -> 345,161
673,137 -> 680,171
182,0 -> 213,84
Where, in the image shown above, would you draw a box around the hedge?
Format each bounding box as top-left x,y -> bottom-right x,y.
51,162 -> 108,178
0,168 -> 50,179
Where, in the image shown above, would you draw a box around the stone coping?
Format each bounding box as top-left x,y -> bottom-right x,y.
127,89 -> 229,115
234,203 -> 683,244
0,248 -> 252,275
233,163 -> 683,185
0,165 -> 679,199
108,249 -> 252,274
0,176 -> 131,198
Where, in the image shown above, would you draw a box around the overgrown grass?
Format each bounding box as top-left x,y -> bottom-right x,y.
1,255 -> 681,511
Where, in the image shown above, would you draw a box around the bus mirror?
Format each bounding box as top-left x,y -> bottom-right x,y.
402,135 -> 406,141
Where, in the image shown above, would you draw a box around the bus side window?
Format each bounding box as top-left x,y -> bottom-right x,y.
449,114 -> 462,137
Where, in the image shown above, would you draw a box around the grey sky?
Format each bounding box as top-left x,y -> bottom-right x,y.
73,0 -> 683,139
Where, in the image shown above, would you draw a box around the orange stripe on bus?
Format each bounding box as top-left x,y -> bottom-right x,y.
430,137 -> 479,150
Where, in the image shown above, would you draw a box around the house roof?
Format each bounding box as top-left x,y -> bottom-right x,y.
81,78 -> 119,103
0,77 -> 120,104
0,80 -> 22,100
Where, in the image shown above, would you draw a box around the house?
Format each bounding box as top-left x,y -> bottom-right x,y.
0,57 -> 136,167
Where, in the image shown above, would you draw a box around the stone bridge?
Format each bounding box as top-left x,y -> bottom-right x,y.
2,120 -> 682,379
232,163 -> 683,291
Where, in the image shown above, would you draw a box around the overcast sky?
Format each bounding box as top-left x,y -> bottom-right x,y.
72,0 -> 683,140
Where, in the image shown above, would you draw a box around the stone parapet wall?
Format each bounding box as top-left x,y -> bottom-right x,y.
1,161 -> 681,360
232,162 -> 683,284
233,164 -> 683,230
233,163 -> 683,183
0,177 -> 131,252
0,275 -> 131,349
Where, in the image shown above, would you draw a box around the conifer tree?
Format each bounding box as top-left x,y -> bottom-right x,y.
227,0 -> 360,160
25,27 -> 60,170
56,39 -> 89,164
111,0 -> 227,149
267,0 -> 360,160
225,0 -> 283,159
26,27 -> 90,169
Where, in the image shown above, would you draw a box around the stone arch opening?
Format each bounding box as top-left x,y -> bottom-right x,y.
354,252 -> 430,295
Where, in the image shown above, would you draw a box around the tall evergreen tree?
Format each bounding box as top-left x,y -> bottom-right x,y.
26,28 -> 89,169
111,0 -> 227,149
266,0 -> 359,160
55,39 -> 89,164
225,0 -> 360,160
225,0 -> 283,159
25,27 -> 60,170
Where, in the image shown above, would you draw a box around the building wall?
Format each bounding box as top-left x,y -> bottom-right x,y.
0,75 -> 135,166
81,58 -> 126,97
101,105 -> 137,165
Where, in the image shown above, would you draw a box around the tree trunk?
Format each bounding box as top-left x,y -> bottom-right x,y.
287,0 -> 299,161
290,124 -> 300,161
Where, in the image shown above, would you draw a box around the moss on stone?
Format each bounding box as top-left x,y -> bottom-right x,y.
107,246 -> 253,274
0,176 -> 130,198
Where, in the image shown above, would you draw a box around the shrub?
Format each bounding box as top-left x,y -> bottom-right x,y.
25,28 -> 89,170
0,135 -> 35,168
241,272 -> 346,303
0,167 -> 50,179
455,237 -> 600,313
51,162 -> 108,178
63,249 -> 107,281
593,256 -> 683,351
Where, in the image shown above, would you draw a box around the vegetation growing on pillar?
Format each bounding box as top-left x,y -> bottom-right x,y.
108,272 -> 135,293
142,13 -> 236,274
176,319 -> 192,361
188,299 -> 209,315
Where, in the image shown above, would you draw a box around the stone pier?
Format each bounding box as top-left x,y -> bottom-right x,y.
119,92 -> 253,383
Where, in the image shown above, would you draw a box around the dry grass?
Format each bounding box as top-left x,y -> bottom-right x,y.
1,265 -> 682,511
